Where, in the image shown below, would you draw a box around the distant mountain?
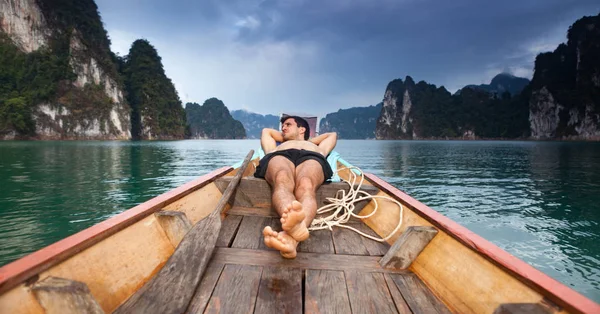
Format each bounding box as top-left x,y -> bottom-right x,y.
231,110 -> 279,139
526,13 -> 600,140
458,73 -> 530,96
319,103 -> 382,139
185,98 -> 246,139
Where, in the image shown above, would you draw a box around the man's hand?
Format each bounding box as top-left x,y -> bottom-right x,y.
309,132 -> 337,156
261,128 -> 284,154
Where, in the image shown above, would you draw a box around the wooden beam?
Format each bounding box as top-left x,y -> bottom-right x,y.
154,210 -> 192,247
211,247 -> 408,273
379,226 -> 438,270
31,277 -> 104,314
215,176 -> 379,210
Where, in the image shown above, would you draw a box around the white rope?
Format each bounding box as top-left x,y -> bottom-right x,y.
308,166 -> 404,242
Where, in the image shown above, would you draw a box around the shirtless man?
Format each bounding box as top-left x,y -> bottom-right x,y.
254,116 -> 337,258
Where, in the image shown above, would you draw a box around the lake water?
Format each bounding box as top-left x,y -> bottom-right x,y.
0,140 -> 599,302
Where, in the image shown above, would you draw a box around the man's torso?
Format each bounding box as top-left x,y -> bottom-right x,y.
274,140 -> 325,156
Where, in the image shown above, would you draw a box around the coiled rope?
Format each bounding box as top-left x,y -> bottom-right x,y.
308,166 -> 405,242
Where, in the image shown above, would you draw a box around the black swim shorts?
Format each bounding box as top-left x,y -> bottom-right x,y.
254,149 -> 333,183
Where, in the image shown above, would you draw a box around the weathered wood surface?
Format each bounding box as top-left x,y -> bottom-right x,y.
114,150 -> 254,314
388,273 -> 451,314
232,216 -> 279,250
204,264 -> 262,314
216,215 -> 243,247
155,210 -> 192,247
384,274 -> 414,314
332,226 -> 370,255
305,269 -> 352,314
215,177 -> 379,210
380,226 -> 438,270
31,277 -> 104,314
297,229 -> 335,254
355,223 -> 390,256
186,263 -> 225,314
228,206 -> 278,217
254,267 -> 302,314
345,271 -> 398,314
211,247 -> 406,273
493,303 -> 555,314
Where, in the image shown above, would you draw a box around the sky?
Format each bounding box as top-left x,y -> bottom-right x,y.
95,0 -> 599,118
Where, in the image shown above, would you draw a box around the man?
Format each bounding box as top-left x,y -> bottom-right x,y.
254,116 -> 337,258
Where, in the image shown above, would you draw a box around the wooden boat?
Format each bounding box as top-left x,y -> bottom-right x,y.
0,154 -> 599,314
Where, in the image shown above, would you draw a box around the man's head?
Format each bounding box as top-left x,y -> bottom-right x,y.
280,116 -> 310,141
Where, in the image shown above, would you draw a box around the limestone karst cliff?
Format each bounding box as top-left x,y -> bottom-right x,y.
0,0 -> 130,139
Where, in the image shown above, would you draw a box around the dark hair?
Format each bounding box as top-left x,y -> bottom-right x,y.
281,115 -> 310,140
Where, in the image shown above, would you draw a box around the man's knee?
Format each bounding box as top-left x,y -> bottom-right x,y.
295,176 -> 316,197
273,169 -> 294,185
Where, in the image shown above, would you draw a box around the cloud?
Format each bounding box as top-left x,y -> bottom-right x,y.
97,0 -> 600,118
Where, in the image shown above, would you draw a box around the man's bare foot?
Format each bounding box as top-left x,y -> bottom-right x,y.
263,226 -> 297,258
280,200 -> 309,241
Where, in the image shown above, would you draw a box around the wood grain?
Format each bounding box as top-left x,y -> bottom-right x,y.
232,216 -> 278,250
345,271 -> 397,314
154,210 -> 192,247
384,273 -> 413,314
204,264 -> 262,314
211,247 -> 407,273
186,263 -> 225,314
254,267 -> 302,314
379,226 -> 438,270
388,273 -> 451,314
216,215 -> 243,247
332,226 -> 369,255
297,229 -> 335,254
305,270 -> 352,314
31,277 -> 104,314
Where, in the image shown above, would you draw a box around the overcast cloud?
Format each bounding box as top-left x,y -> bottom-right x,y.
96,0 -> 599,118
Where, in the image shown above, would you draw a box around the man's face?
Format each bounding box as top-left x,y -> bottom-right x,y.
281,118 -> 303,141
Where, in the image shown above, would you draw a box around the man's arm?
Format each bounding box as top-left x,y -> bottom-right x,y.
261,128 -> 284,154
309,132 -> 337,156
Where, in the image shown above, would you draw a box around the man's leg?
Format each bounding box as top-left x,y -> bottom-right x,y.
262,156 -> 302,258
292,159 -> 324,230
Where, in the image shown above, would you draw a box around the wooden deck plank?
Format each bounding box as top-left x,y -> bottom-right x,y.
298,229 -> 335,254
388,273 -> 451,314
232,216 -> 276,250
305,269 -> 352,314
355,223 -> 390,256
216,215 -> 243,247
204,264 -> 262,314
345,271 -> 398,314
332,226 -> 370,255
254,267 -> 303,314
384,274 -> 414,314
186,263 -> 225,314
228,206 -> 278,217
211,247 -> 407,273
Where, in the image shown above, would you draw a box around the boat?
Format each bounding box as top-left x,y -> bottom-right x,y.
0,151 -> 599,314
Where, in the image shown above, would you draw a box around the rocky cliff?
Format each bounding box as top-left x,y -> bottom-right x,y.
320,103 -> 382,139
230,110 -> 279,139
123,39 -> 186,140
186,98 -> 246,139
527,13 -> 600,140
375,76 -> 529,140
0,0 -> 130,139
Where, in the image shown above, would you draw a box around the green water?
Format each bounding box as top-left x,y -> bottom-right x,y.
1,140 -> 599,302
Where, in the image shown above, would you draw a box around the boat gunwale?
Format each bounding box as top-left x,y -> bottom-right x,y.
0,166 -> 232,295
364,172 -> 600,314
